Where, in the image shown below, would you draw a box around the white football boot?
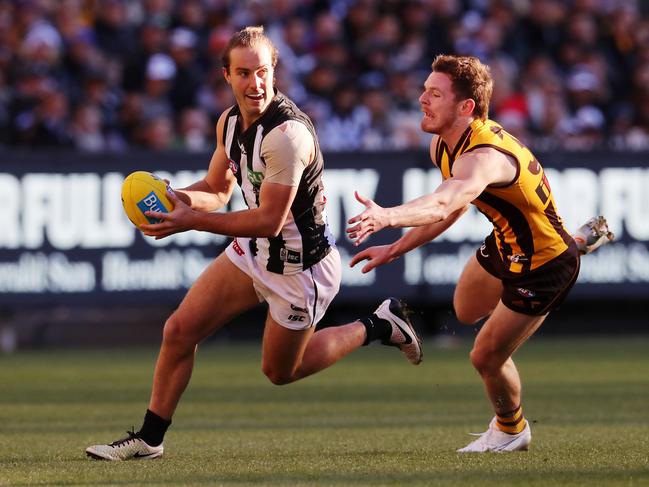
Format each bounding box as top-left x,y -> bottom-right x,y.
86,430 -> 163,461
457,417 -> 531,453
573,216 -> 614,255
374,298 -> 423,365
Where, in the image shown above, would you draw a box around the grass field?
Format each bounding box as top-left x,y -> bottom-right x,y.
1,336 -> 648,486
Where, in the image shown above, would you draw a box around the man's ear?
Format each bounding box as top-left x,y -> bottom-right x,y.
222,67 -> 230,84
460,98 -> 476,116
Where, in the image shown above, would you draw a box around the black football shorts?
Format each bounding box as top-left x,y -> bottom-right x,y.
476,233 -> 580,316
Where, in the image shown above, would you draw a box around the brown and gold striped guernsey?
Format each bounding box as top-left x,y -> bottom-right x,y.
435,118 -> 572,273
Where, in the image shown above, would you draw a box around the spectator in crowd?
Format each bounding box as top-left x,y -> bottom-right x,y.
94,0 -> 136,60
141,53 -> 176,122
317,83 -> 371,151
196,75 -> 235,125
562,66 -> 607,149
359,83 -> 396,150
78,67 -> 126,150
70,103 -> 106,152
1,0 -> 649,152
29,88 -> 74,148
173,106 -> 211,152
168,27 -> 202,112
122,17 -> 169,93
140,114 -> 174,151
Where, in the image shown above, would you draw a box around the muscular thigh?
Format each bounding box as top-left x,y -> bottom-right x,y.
171,252 -> 260,342
454,254 -> 503,324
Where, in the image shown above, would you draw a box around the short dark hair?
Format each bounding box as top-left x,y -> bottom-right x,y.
221,26 -> 278,74
431,55 -> 493,119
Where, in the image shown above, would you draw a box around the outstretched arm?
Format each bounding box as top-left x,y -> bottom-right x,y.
350,205 -> 467,273
346,148 -> 514,246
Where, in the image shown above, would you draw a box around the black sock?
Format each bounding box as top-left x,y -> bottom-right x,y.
359,315 -> 392,346
137,409 -> 171,447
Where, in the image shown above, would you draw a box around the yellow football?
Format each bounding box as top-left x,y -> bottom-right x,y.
121,171 -> 174,228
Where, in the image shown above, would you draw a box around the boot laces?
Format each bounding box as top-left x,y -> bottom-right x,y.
109,429 -> 140,448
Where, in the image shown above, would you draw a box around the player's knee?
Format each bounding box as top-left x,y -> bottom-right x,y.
261,364 -> 295,386
469,347 -> 499,375
162,315 -> 196,349
454,304 -> 482,325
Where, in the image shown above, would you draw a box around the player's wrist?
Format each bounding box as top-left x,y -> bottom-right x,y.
388,240 -> 404,260
192,210 -> 211,233
385,207 -> 398,228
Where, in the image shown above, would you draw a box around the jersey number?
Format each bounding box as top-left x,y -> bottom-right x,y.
535,172 -> 551,205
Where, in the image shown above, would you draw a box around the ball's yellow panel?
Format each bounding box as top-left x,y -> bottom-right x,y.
121,171 -> 174,228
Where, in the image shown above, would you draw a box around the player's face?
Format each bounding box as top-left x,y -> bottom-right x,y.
418,72 -> 461,134
224,45 -> 275,126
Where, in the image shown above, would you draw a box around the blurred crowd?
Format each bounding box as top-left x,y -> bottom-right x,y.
2,0 -> 649,153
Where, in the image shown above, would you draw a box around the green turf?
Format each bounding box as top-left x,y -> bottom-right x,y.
1,336 -> 648,486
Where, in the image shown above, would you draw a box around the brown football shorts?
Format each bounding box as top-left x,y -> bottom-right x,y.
476,233 -> 581,316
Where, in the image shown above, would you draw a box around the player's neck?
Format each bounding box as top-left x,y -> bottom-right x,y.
439,116 -> 476,151
239,113 -> 259,132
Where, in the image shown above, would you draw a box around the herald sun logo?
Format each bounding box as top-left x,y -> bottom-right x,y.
136,191 -> 169,224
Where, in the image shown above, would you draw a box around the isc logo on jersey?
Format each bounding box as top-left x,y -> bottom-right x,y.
121,171 -> 174,228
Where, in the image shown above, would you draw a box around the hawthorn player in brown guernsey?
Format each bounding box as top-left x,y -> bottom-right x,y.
434,118 -> 571,274
347,55 -> 612,452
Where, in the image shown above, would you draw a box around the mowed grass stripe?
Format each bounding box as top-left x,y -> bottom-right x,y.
0,336 -> 648,486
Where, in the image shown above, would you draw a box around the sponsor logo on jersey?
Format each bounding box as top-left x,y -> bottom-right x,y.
228,158 -> 239,174
479,244 -> 489,258
509,253 -> 529,263
280,248 -> 301,263
137,191 -> 169,224
290,304 -> 308,313
247,169 -> 264,188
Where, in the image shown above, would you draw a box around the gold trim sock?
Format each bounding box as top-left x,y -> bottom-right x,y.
496,406 -> 526,435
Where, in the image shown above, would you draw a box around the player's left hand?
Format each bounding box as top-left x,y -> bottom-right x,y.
346,191 -> 390,246
349,244 -> 396,273
141,189 -> 197,239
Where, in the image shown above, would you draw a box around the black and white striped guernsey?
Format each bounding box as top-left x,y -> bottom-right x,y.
222,91 -> 335,275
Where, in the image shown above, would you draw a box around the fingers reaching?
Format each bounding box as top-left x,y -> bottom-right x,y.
347,192 -> 372,224
349,250 -> 370,268
346,218 -> 375,246
346,192 -> 388,245
349,245 -> 392,273
354,191 -> 369,205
